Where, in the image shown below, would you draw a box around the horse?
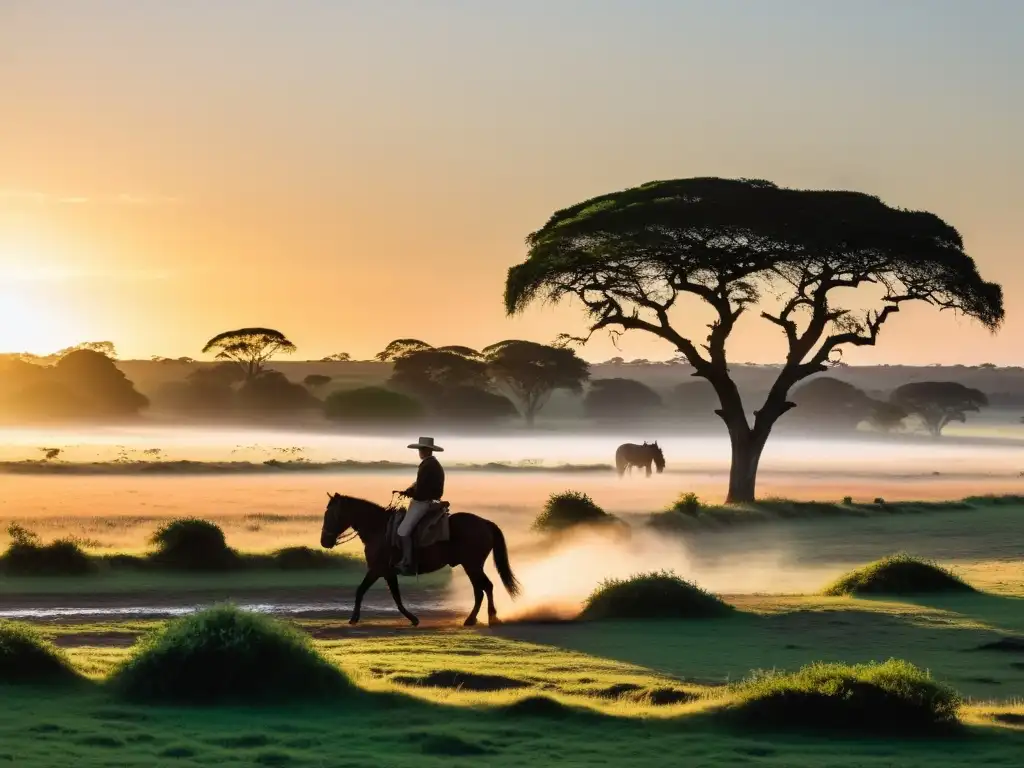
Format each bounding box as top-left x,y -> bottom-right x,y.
319,493 -> 520,627
615,441 -> 665,478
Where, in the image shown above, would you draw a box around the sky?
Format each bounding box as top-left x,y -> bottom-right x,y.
1,0 -> 1022,364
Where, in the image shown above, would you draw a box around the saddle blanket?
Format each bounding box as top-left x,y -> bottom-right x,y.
387,502 -> 451,549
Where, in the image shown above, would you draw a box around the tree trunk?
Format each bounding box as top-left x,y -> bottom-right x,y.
524,409 -> 536,428
726,430 -> 767,504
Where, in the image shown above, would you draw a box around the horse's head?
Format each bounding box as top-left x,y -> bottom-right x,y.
321,492 -> 351,548
650,441 -> 665,473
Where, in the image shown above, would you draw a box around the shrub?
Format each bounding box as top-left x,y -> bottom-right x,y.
579,571 -> 734,620
1,524 -> 95,576
668,492 -> 702,515
324,386 -> 424,423
823,553 -> 974,596
532,491 -> 615,532
271,546 -> 358,570
726,659 -> 962,734
109,605 -> 352,704
0,621 -> 81,684
149,518 -> 238,571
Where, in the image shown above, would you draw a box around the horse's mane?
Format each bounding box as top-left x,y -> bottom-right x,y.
332,494 -> 392,514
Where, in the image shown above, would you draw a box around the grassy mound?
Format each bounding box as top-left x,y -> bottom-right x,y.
149,518 -> 239,571
109,605 -> 353,704
726,659 -> 962,734
578,571 -> 734,620
1,524 -> 94,576
0,621 -> 81,685
823,553 -> 975,596
532,491 -> 617,532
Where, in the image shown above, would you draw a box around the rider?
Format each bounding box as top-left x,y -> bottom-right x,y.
395,436 -> 445,574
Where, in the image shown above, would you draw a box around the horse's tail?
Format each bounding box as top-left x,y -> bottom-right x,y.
487,521 -> 521,599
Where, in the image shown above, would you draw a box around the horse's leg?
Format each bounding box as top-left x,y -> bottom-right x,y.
462,566 -> 485,627
479,570 -> 499,626
384,574 -> 420,627
350,570 -> 379,625
646,460 -> 652,478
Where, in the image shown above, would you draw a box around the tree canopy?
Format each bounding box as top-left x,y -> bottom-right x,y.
482,339 -> 590,426
505,177 -> 1004,501
583,378 -> 663,421
891,381 -> 989,437
201,328 -> 296,380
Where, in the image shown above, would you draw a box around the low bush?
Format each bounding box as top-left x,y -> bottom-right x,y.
532,491 -> 615,532
109,605 -> 353,704
0,621 -> 81,684
726,659 -> 962,734
823,553 -> 974,596
578,571 -> 734,620
324,386 -> 424,423
270,546 -> 359,570
149,518 -> 239,571
1,524 -> 95,576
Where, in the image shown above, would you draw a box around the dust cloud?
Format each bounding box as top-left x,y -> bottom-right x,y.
451,524 -> 842,621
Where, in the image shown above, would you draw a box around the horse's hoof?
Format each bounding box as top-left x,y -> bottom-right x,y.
488,617 -> 502,627
348,617 -> 359,626
463,617 -> 478,627
409,617 -> 420,627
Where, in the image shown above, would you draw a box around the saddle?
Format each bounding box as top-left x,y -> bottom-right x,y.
386,500 -> 452,551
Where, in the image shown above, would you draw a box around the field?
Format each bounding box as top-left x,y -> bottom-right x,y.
3,426 -> 1024,766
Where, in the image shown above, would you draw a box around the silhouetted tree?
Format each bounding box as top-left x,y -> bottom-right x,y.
303,374 -> 332,390
867,400 -> 909,433
482,340 -> 590,426
201,328 -> 296,380
788,377 -> 875,431
56,341 -> 117,360
505,177 -> 1003,501
891,381 -> 989,437
54,349 -> 148,415
319,352 -> 351,362
324,386 -> 424,423
375,339 -> 431,362
583,378 -> 663,420
236,371 -> 318,414
434,386 -> 518,422
389,347 -> 490,400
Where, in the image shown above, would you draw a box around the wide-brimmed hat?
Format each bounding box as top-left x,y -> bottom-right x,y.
408,436 -> 444,452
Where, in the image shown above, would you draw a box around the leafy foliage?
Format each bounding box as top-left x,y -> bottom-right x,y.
727,659 -> 962,734
532,491 -> 613,531
823,553 -> 974,596
579,571 -> 734,620
236,371 -> 320,414
109,605 -> 352,703
375,338 -> 431,362
0,621 -> 81,685
303,374 -> 332,389
1,523 -> 95,576
891,381 -> 989,436
323,386 -> 424,423
202,328 -> 296,380
787,376 -> 876,431
483,340 -> 590,425
504,177 -> 1004,502
149,519 -> 239,571
867,400 -> 909,433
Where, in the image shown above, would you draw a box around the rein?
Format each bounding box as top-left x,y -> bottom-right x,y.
332,493 -> 402,547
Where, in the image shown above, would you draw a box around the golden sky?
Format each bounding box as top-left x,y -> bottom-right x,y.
1,1 -> 1022,364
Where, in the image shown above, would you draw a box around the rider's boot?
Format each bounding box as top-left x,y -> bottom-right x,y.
396,535 -> 415,575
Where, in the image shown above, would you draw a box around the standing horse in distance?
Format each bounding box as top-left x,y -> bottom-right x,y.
320,493 -> 520,627
615,441 -> 665,478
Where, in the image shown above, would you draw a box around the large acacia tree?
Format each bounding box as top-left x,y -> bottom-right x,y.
504,177 -> 1003,502
201,328 -> 296,381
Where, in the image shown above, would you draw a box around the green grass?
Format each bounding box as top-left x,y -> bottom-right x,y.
579,571 -> 735,621
824,553 -> 976,596
0,621 -> 82,685
109,606 -> 354,704
646,493 -> 1024,533
726,659 -> 962,734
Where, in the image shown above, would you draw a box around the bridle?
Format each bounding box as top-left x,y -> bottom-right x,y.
327,492 -> 403,547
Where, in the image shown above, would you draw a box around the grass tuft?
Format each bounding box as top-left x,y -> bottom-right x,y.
823,553 -> 975,596
108,605 -> 353,704
149,518 -> 239,571
726,659 -> 962,734
578,571 -> 734,621
0,620 -> 82,685
532,491 -> 617,532
1,524 -> 95,576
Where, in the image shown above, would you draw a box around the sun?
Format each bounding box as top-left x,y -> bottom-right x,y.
0,284 -> 80,356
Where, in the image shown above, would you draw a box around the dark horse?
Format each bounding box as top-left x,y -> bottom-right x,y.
320,493 -> 520,627
615,441 -> 666,478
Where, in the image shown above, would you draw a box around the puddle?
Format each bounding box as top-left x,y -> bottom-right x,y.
0,599 -> 452,621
